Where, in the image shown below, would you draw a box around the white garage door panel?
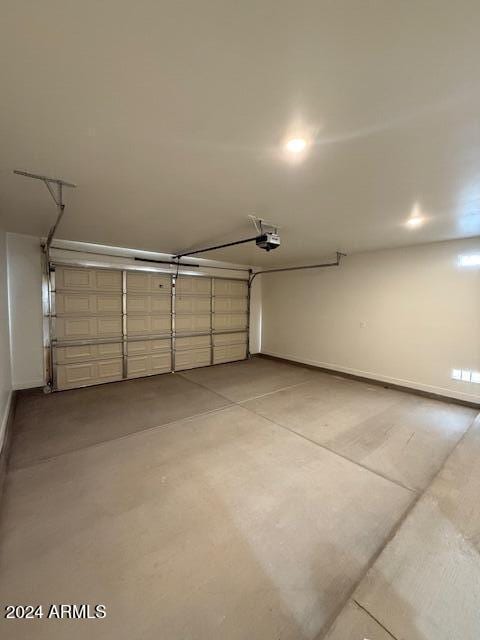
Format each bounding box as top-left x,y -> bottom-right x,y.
55,316 -> 123,340
57,358 -> 123,390
175,348 -> 211,371
127,294 -> 171,314
175,276 -> 211,295
213,313 -> 248,331
175,335 -> 211,350
51,267 -> 247,390
56,267 -> 122,291
127,315 -> 171,336
56,292 -> 122,315
214,279 -> 248,297
175,296 -> 211,314
213,332 -> 247,346
127,353 -> 171,378
175,315 -> 211,334
214,344 -> 247,364
127,339 -> 171,355
213,297 -> 248,313
126,271 -> 172,293
211,279 -> 248,363
55,342 -> 123,364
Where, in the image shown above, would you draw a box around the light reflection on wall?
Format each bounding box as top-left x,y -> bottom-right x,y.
458,254 -> 480,267
456,183 -> 480,235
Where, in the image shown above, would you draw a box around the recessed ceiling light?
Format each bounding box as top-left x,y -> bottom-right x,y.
285,138 -> 307,153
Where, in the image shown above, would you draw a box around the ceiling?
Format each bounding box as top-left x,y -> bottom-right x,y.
1,1 -> 480,266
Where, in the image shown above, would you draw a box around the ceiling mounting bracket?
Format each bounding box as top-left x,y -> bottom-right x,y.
13,169 -> 77,254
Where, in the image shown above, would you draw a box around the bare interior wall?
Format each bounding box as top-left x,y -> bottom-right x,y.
261,238 -> 480,403
0,230 -> 12,451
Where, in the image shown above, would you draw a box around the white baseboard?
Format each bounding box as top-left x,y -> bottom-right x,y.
261,350 -> 480,405
13,379 -> 44,391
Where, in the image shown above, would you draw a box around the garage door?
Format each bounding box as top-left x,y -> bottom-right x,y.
213,278 -> 248,364
125,271 -> 173,379
53,266 -> 124,390
174,276 -> 212,371
51,266 -> 248,390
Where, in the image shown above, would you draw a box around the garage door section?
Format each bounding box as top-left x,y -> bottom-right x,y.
126,271 -> 172,378
50,267 -> 249,390
174,276 -> 212,371
213,278 -> 248,364
53,266 -> 124,390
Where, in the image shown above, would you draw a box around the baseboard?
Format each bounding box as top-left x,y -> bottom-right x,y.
13,379 -> 45,391
259,351 -> 480,409
0,391 -> 17,502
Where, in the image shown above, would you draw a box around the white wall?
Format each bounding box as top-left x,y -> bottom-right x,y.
0,230 -> 12,451
261,239 -> 480,403
6,234 -> 262,390
7,234 -> 44,389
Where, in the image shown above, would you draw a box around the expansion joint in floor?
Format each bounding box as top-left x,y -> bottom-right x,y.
318,412 -> 480,640
179,372 -> 419,493
176,373 -> 313,404
8,403 -> 235,474
238,402 -> 417,494
352,600 -> 399,640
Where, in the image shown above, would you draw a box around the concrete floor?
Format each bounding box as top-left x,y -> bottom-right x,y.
0,357 -> 477,639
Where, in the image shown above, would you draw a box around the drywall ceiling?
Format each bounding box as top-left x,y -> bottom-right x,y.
1,1 -> 480,266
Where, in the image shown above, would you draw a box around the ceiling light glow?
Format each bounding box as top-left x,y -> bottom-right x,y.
405,203 -> 426,229
406,216 -> 424,228
285,138 -> 307,153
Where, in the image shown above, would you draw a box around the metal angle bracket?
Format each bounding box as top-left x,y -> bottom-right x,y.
14,170 -> 76,393
13,169 -> 77,251
248,250 -> 346,285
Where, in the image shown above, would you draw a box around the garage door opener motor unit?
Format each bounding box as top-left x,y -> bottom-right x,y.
173,216 -> 281,260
